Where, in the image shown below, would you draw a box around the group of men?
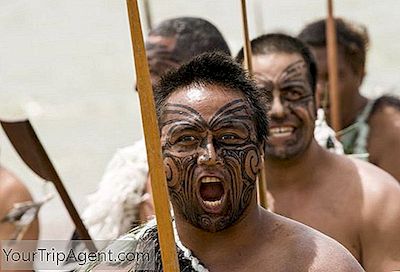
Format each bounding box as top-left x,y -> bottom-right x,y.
78,15 -> 400,272
0,5 -> 397,271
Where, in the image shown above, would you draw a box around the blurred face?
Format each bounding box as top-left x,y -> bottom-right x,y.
312,46 -> 364,122
160,85 -> 262,232
145,35 -> 180,88
253,53 -> 315,160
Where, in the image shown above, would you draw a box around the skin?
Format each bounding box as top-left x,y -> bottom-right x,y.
0,167 -> 38,272
253,52 -> 400,271
159,84 -> 363,271
312,46 -> 400,182
0,167 -> 39,241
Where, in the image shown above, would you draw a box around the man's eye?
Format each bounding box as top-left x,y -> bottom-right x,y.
285,90 -> 302,101
219,134 -> 241,143
221,135 -> 236,140
177,135 -> 197,144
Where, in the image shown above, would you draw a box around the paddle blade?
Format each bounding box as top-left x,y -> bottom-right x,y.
1,119 -> 56,182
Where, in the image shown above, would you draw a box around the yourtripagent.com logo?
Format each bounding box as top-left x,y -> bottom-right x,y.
0,240 -> 155,271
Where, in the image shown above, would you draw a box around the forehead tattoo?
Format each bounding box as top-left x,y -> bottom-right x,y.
256,59 -> 310,93
161,98 -> 253,133
279,60 -> 309,90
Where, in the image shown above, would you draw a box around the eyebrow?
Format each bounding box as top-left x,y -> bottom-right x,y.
162,99 -> 253,137
279,60 -> 307,83
209,99 -> 251,126
278,60 -> 311,91
162,103 -> 206,126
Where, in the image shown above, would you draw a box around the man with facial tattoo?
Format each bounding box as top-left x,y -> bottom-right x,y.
237,33 -> 400,271
79,53 -> 363,271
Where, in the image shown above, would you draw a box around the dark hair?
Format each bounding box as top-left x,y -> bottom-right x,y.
155,52 -> 269,143
150,17 -> 231,63
298,18 -> 369,74
371,95 -> 400,116
236,33 -> 317,94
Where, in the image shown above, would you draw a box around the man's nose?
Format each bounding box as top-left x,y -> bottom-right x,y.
269,94 -> 286,119
198,136 -> 221,166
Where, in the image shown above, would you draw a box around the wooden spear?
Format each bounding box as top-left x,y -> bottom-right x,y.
143,0 -> 153,31
240,0 -> 268,209
326,0 -> 341,132
126,0 -> 179,271
0,120 -> 97,252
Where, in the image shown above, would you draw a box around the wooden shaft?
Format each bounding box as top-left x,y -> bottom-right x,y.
143,0 -> 153,31
240,0 -> 268,208
126,0 -> 179,271
34,128 -> 97,251
258,166 -> 268,209
51,172 -> 97,252
326,0 -> 341,131
240,0 -> 253,72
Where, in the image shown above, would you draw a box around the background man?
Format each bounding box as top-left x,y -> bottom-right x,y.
80,52 -> 362,272
298,18 -> 400,181
81,17 -> 231,240
237,33 -> 400,271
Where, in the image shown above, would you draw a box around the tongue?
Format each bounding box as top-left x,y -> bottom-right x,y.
200,183 -> 224,201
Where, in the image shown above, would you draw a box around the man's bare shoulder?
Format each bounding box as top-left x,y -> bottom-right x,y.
268,213 -> 363,271
0,167 -> 29,192
350,158 -> 400,200
368,103 -> 400,180
325,150 -> 398,190
0,167 -> 33,213
350,159 -> 400,270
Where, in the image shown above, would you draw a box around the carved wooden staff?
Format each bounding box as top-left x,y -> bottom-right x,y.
240,0 -> 268,208
326,0 -> 341,132
0,120 -> 97,252
126,0 -> 179,271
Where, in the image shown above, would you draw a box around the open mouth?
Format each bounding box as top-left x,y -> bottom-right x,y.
269,126 -> 295,138
199,177 -> 225,213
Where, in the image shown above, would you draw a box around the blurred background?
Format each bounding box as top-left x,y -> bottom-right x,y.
0,0 -> 399,239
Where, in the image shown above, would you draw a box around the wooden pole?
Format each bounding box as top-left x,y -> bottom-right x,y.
240,0 -> 268,209
240,0 -> 253,72
326,0 -> 341,132
143,0 -> 153,31
126,0 -> 179,271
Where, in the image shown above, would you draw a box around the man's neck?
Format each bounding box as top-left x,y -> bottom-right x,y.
265,139 -> 327,191
174,198 -> 272,266
341,95 -> 368,129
